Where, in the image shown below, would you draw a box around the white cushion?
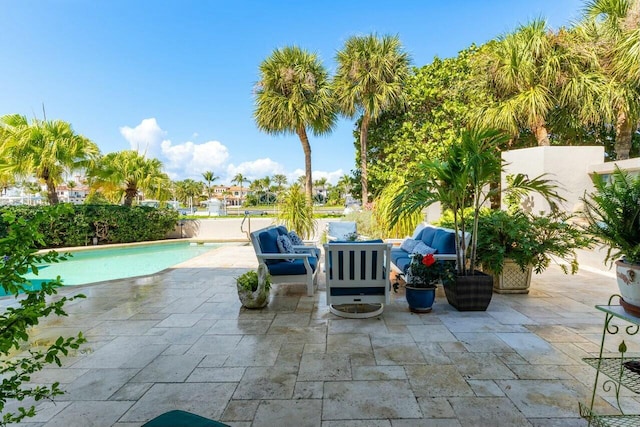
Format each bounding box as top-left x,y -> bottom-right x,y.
400,238 -> 419,253
412,241 -> 437,256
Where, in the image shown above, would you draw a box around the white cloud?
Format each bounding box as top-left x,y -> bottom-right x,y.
118,118 -> 345,185
313,169 -> 344,186
288,169 -> 344,186
161,139 -> 229,177
226,158 -> 286,183
119,118 -> 168,158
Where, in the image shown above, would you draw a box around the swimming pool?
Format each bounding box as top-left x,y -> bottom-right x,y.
14,242 -> 221,296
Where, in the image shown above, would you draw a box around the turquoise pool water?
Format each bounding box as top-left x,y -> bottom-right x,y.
13,242 -> 220,296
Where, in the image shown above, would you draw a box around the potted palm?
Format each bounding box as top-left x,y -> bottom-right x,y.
390,127 -> 562,311
474,209 -> 591,293
397,253 -> 455,312
582,167 -> 640,315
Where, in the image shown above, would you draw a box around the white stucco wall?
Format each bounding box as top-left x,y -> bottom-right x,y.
502,146 -> 605,215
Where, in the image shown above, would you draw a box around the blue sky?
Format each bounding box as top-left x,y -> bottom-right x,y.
1,0 -> 584,185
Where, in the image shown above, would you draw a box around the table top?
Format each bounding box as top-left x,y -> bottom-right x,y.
596,305 -> 640,325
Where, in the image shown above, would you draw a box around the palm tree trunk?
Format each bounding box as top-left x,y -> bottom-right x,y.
45,178 -> 59,205
360,113 -> 371,206
533,124 -> 550,146
124,187 -> 137,207
296,126 -> 313,206
615,110 -> 634,160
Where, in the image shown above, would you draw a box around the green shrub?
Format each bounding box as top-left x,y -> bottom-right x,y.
0,205 -> 179,248
0,205 -> 86,425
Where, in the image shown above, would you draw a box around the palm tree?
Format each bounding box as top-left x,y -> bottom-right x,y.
577,0 -> 640,159
0,114 -> 100,204
87,150 -> 170,207
201,170 -> 219,201
333,34 -> 411,206
474,20 -> 562,147
254,45 -> 336,206
232,173 -> 249,205
174,179 -> 203,210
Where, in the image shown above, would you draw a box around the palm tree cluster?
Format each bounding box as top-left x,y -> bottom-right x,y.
256,0 -> 640,209
254,35 -> 410,208
474,0 -> 640,159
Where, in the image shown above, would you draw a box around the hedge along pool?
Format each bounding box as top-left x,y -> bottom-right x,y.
11,241 -> 222,297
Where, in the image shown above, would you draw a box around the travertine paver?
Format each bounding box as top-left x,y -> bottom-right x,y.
3,242 -> 636,426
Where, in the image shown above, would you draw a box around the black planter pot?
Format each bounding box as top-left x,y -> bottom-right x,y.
444,271 -> 493,311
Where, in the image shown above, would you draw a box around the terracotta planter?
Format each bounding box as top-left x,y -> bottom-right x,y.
444,271 -> 493,311
616,260 -> 640,314
405,286 -> 436,313
490,259 -> 533,294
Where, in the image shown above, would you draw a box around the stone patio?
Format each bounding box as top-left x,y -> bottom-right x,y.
4,243 -> 639,426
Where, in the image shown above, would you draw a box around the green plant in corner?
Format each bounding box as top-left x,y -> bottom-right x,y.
473,209 -> 591,275
389,127 -> 563,277
0,205 -> 86,426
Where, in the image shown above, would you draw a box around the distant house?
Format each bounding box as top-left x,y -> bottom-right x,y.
56,184 -> 90,204
210,185 -> 251,206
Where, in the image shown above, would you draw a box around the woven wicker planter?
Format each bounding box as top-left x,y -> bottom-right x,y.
444,271 -> 493,311
490,259 -> 533,294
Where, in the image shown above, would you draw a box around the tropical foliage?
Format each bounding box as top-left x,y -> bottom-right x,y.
87,150 -> 170,206
582,167 -> 640,264
0,206 -> 85,425
0,114 -> 99,205
0,205 -> 179,247
254,46 -> 336,206
276,183 -> 316,239
390,127 -> 564,275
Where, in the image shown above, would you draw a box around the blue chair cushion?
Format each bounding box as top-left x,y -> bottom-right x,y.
432,229 -> 456,254
275,225 -> 288,236
258,228 -> 282,265
266,256 -> 318,275
416,227 -> 438,247
142,410 -> 229,427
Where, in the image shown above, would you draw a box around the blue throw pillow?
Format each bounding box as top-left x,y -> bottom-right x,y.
276,234 -> 295,262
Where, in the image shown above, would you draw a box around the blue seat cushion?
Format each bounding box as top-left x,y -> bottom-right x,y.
266,256 -> 318,275
432,229 -> 456,254
142,410 -> 229,427
390,247 -> 412,274
416,227 -> 438,247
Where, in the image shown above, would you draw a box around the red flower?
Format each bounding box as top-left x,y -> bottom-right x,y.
422,253 -> 436,267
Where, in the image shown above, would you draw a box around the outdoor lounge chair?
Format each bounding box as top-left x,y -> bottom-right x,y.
386,223 -> 471,276
323,240 -> 392,318
250,226 -> 320,296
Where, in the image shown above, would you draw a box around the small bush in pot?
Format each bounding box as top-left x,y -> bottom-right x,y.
475,209 -> 591,276
236,268 -> 271,309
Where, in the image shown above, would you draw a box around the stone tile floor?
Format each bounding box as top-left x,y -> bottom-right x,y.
4,244 -> 640,426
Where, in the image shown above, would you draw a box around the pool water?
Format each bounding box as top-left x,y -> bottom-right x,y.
13,242 -> 220,296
